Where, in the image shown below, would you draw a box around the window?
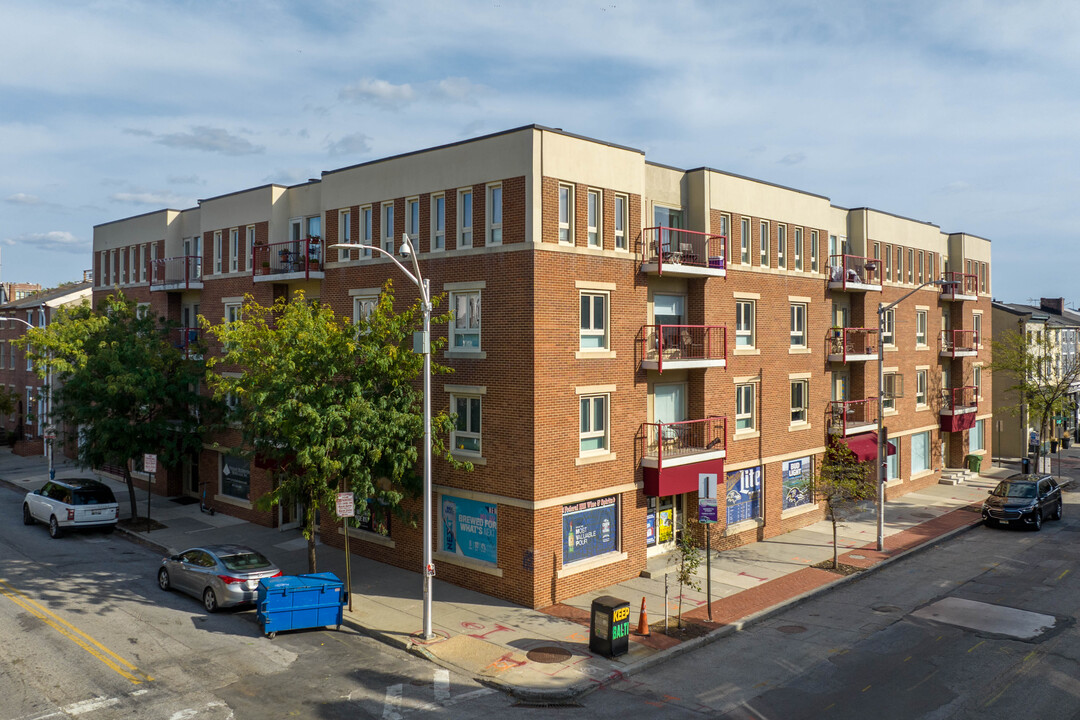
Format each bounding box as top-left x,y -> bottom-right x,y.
220,454 -> 250,500
406,198 -> 420,251
917,251 -> 924,283
907,249 -> 914,283
759,221 -> 769,267
882,309 -> 895,346
432,194 -> 446,251
974,365 -> 982,398
451,395 -> 481,455
886,441 -> 899,480
353,296 -> 377,326
911,431 -> 930,473
916,310 -> 928,346
896,246 -> 902,283
740,217 -> 750,265
586,189 -> 600,247
151,242 -> 158,279
580,292 -> 608,350
339,210 -> 352,261
121,248 -> 127,284
790,303 -> 806,348
99,252 -> 107,286
810,230 -> 818,273
139,245 -> 146,282
0,342 -> 5,369
230,229 -> 239,273
614,194 -> 628,251
884,244 -> 891,281
450,291 -> 481,349
980,263 -> 987,293
726,466 -> 762,524
777,224 -> 786,269
882,373 -> 897,411
971,419 -> 985,452
214,231 -> 222,274
736,300 -> 755,348
245,227 -> 255,270
457,189 -> 473,248
579,395 -> 608,454
382,203 -> 395,254
558,184 -> 573,244
736,383 -> 755,431
794,227 -> 803,271
719,214 -> 731,266
361,206 -> 373,258
973,314 -> 983,345
790,380 -> 808,424
916,369 -> 928,406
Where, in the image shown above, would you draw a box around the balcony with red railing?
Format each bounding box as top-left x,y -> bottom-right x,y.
940,329 -> 978,358
170,327 -> 204,359
640,417 -> 727,497
827,398 -> 879,436
640,227 -> 726,278
640,325 -> 727,372
940,385 -> 978,432
252,237 -> 324,281
150,256 -> 203,291
827,254 -> 882,292
826,327 -> 878,363
940,271 -> 978,301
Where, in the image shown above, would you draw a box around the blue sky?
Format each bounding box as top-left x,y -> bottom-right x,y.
1,0 -> 1076,303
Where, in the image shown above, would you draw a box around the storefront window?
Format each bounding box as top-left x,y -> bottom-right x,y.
562,495 -> 618,564
782,457 -> 812,510
349,499 -> 390,536
440,495 -> 497,565
726,466 -> 762,525
220,454 -> 250,500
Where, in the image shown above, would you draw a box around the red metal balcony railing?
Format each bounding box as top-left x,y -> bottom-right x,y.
827,398 -> 879,435
640,417 -> 727,465
641,325 -> 727,371
827,254 -> 882,289
151,256 -> 202,289
942,386 -> 978,413
827,327 -> 878,361
940,329 -> 978,357
253,237 -> 323,278
641,227 -> 726,272
941,271 -> 977,298
170,327 -> 203,359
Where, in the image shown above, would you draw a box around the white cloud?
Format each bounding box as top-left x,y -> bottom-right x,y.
6,193 -> 42,205
8,231 -> 88,254
155,126 -> 264,156
326,133 -> 372,157
340,78 -> 415,109
110,192 -> 192,207
433,77 -> 487,104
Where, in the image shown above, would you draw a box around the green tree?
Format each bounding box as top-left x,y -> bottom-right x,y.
812,437 -> 876,569
671,526 -> 703,629
19,292 -> 214,523
204,284 -> 465,572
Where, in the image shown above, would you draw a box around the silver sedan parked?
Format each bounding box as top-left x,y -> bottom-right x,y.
158,545 -> 282,612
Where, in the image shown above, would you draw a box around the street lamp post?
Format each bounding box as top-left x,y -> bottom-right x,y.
876,279 -> 955,551
331,234 -> 436,640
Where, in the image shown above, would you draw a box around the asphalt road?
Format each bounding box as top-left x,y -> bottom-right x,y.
0,484 -> 511,720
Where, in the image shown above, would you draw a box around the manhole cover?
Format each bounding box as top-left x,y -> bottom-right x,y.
526,646 -> 573,663
872,604 -> 902,614
912,512 -> 936,518
775,625 -> 807,634
848,554 -> 866,560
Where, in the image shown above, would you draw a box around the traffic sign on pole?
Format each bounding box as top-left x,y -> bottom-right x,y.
336,492 -> 355,518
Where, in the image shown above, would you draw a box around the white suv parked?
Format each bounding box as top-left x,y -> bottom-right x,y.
23,478 -> 119,538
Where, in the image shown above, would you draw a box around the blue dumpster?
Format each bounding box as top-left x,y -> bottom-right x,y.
256,572 -> 347,638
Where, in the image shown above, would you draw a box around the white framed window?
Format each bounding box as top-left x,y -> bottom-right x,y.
790,303 -> 807,348
916,310 -> 928,346
911,431 -> 930,473
361,206 -> 373,258
353,295 -> 377,326
214,231 -> 222,274
884,244 -> 891,282
907,249 -> 914,283
487,184 -> 502,245
25,387 -> 33,426
339,210 -> 352,261
790,380 -> 808,424
973,365 -> 982,398
736,300 -> 755,348
450,291 -> 481,349
558,184 -> 573,244
896,246 -> 902,283
406,197 -> 420,251
586,189 -> 601,248
973,313 -> 983,346
736,383 -> 755,431
432,194 -> 446,251
120,248 -> 127,284
916,369 -> 928,406
451,395 -> 482,455
382,202 -> 395,254
614,194 -> 628,251
458,189 -> 473,248
917,250 -> 924,283
230,229 -> 239,273
245,226 -> 254,270
759,220 -> 769,267
579,394 -> 608,454
580,292 -> 608,350
882,308 -> 895,346
777,224 -> 787,269
224,303 -> 241,325
882,372 -> 897,411
794,227 -> 803,271
740,217 -> 750,265
138,245 -> 146,282
99,252 -> 107,286
971,419 -> 985,452
719,213 -> 731,267
810,230 -> 818,273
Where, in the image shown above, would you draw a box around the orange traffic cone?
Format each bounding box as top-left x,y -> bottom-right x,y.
636,597 -> 650,636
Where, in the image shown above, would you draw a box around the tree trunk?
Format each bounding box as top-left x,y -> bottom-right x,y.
306,501 -> 318,573
123,464 -> 138,521
832,511 -> 839,569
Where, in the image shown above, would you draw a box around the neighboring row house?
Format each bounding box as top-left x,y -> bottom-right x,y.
90,125 -> 993,608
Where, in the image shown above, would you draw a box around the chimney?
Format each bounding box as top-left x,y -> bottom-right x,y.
1040,298 -> 1064,315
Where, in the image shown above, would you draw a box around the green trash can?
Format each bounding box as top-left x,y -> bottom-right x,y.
965,454 -> 982,474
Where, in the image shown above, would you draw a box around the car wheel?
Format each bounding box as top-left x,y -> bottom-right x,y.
157,568 -> 171,591
203,588 -> 218,613
1032,509 -> 1042,531
1052,500 -> 1063,521
48,516 -> 62,539
22,504 -> 34,526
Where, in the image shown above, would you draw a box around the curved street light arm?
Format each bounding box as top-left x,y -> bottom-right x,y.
328,237 -> 429,305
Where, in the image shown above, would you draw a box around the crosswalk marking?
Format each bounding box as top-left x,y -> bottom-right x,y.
382,684 -> 403,720
434,669 -> 450,702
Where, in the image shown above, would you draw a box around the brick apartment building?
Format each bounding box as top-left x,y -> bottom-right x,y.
90,125 -> 992,608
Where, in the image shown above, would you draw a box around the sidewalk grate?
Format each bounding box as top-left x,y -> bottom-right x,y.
526,646 -> 573,664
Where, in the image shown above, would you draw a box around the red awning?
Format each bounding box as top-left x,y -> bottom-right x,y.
843,432 -> 896,462
643,457 -> 725,497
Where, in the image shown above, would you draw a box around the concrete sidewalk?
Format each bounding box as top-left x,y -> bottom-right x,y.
1,450 -> 1071,701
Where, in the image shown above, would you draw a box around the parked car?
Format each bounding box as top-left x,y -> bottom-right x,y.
158,545 -> 282,612
982,473 -> 1063,531
22,478 -> 119,538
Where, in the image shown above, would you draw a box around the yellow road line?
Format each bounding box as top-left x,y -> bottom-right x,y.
1058,569 -> 1070,581
0,578 -> 153,685
967,641 -> 985,653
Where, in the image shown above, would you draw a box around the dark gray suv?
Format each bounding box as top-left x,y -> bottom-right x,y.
981,473 -> 1062,531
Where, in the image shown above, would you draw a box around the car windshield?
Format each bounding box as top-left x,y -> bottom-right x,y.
72,488 -> 116,505
219,551 -> 273,572
992,482 -> 1036,499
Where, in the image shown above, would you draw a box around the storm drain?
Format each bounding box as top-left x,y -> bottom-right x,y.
526,646 -> 573,663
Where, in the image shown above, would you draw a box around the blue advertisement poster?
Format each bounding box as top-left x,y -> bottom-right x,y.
725,466 -> 762,525
441,495 -> 498,565
782,456 -> 813,510
562,495 -> 618,564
